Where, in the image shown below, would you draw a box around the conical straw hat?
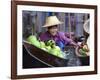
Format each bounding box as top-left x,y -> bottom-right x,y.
42,16 -> 63,27
87,36 -> 90,50
83,19 -> 90,34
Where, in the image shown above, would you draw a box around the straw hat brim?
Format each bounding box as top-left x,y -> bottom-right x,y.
83,19 -> 90,34
86,36 -> 90,50
42,22 -> 63,27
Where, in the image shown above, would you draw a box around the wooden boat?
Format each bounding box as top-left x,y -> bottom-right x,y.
23,41 -> 68,67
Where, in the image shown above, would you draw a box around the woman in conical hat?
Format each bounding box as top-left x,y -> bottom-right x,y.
75,19 -> 90,57
39,16 -> 78,50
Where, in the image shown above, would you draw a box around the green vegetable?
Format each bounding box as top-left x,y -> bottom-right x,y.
79,49 -> 87,56
27,35 -> 40,48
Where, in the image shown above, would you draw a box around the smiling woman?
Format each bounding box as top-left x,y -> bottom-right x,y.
11,0 -> 97,79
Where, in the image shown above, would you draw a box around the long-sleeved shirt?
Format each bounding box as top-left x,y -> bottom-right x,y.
39,31 -> 77,47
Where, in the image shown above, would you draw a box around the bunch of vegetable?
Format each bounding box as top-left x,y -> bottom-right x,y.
26,35 -> 64,58
79,44 -> 89,56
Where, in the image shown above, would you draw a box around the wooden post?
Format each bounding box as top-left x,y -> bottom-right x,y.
68,13 -> 72,39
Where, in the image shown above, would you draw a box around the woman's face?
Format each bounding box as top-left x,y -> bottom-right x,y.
48,25 -> 58,36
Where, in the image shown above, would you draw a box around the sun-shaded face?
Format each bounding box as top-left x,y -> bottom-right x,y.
48,25 -> 58,36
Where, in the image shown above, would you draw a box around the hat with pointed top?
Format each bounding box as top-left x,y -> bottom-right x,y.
42,16 -> 63,27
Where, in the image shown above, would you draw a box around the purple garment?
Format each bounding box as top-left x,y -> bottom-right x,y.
39,31 -> 74,45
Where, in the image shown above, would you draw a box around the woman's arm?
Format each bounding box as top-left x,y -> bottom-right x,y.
60,32 -> 78,46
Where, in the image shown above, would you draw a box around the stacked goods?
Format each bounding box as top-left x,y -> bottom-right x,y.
26,35 -> 40,48
27,35 -> 64,58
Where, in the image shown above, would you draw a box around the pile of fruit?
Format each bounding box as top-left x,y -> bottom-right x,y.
26,35 -> 64,58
